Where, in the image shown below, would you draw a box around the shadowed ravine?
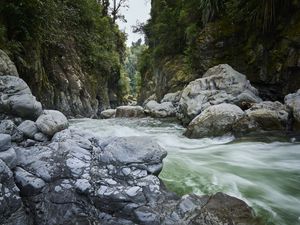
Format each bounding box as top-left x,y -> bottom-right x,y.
71,118 -> 300,225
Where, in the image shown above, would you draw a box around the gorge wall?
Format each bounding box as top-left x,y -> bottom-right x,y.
0,0 -> 126,117
139,0 -> 300,103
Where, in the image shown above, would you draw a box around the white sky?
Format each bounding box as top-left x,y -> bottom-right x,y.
116,0 -> 151,46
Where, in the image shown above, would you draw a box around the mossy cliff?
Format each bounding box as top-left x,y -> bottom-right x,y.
0,0 -> 126,117
139,0 -> 300,103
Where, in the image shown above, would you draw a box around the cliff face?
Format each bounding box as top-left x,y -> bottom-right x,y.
139,0 -> 300,103
0,0 -> 125,117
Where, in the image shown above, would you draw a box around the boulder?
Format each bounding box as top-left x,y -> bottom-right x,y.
179,64 -> 262,124
185,103 -> 244,138
285,89 -> 300,130
100,109 -> 116,119
17,120 -> 38,138
161,91 -> 182,104
36,110 -> 69,136
234,101 -> 289,133
116,106 -> 145,118
145,100 -> 178,118
34,132 -> 49,142
0,49 -> 19,77
0,76 -> 42,119
0,134 -> 11,152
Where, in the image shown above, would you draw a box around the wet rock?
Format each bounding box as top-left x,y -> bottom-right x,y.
179,64 -> 261,124
100,109 -> 116,119
17,120 -> 38,138
185,103 -> 244,138
36,110 -> 69,136
0,49 -> 19,77
0,76 -> 42,119
116,106 -> 145,118
0,134 -> 11,152
285,89 -> 300,130
145,100 -> 177,118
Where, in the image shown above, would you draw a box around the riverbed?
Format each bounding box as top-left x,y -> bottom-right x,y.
70,117 -> 300,225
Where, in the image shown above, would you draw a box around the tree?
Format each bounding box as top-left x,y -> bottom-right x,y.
110,0 -> 129,23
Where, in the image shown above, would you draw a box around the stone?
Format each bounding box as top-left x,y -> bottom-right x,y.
0,76 -> 42,119
115,105 -> 145,118
0,49 -> 19,77
34,132 -> 49,142
17,120 -> 38,138
0,120 -> 24,142
161,91 -> 182,104
0,134 -> 11,152
234,101 -> 289,133
36,110 -> 69,136
145,100 -> 178,118
0,148 -> 17,168
179,64 -> 262,124
100,109 -> 116,119
185,103 -> 244,138
285,89 -> 300,130
14,167 -> 46,196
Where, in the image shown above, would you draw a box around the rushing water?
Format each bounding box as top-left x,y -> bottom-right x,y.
70,118 -> 300,225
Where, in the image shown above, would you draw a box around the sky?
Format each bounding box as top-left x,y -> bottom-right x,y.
116,0 -> 151,46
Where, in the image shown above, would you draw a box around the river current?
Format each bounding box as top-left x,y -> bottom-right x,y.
70,117 -> 300,225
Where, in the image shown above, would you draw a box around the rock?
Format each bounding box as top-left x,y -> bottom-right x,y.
0,120 -> 24,142
179,64 -> 262,124
0,76 -> 42,119
0,147 -> 17,169
34,132 -> 49,142
0,134 -> 11,152
145,100 -> 178,118
17,120 -> 38,138
0,49 -> 19,77
14,167 -> 46,196
36,110 -> 69,136
285,89 -> 300,130
185,103 -> 244,138
115,106 -> 145,118
8,128 -> 259,225
234,101 -> 289,133
161,91 -> 182,104
100,109 -> 116,119
0,160 -> 31,225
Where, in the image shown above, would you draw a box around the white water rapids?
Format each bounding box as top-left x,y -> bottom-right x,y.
70,117 -> 300,225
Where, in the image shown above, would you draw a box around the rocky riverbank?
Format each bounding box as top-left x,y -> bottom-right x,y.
108,64 -> 300,140
0,57 -> 261,224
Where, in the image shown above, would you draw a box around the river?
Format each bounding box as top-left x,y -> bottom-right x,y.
70,117 -> 300,225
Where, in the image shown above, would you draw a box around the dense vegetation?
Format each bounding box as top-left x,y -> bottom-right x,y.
0,0 -> 127,115
139,0 -> 300,103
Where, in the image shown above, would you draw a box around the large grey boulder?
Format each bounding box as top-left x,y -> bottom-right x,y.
36,110 -> 69,136
145,100 -> 178,118
9,128 -> 258,225
17,120 -> 38,138
161,91 -> 182,104
179,64 -> 262,124
0,49 -> 19,77
100,109 -> 116,119
285,89 -> 300,130
0,134 -> 11,152
234,101 -> 289,133
0,76 -> 42,119
185,103 -> 244,138
116,105 -> 145,118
